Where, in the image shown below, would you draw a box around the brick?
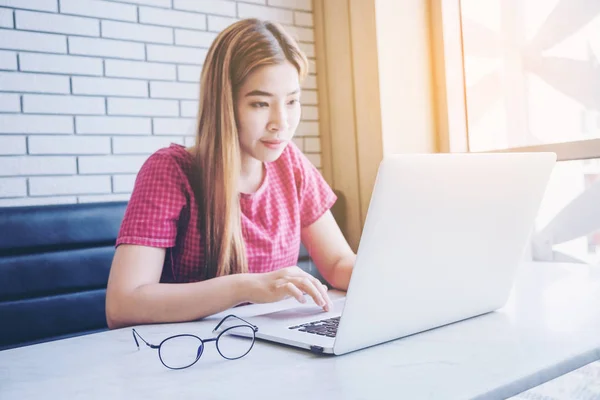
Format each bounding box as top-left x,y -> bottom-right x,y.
0,177 -> 27,198
113,136 -> 182,154
147,44 -> 207,64
76,116 -> 151,135
301,74 -> 316,89
0,196 -> 77,207
153,117 -> 195,135
78,193 -> 131,203
20,53 -> 103,76
59,0 -> 137,22
0,28 -> 67,53
28,136 -> 111,154
238,3 -> 293,24
0,0 -> 58,12
302,89 -> 317,105
0,156 -> 76,176
0,136 -> 27,155
139,7 -> 206,30
294,11 -> 313,27
305,153 -> 320,168
180,100 -> 197,117
207,15 -> 237,32
0,114 -> 74,134
303,137 -> 320,152
105,59 -> 177,80
30,175 -> 111,195
16,10 -> 99,36
108,98 -> 179,117
177,65 -> 202,82
308,59 -> 316,75
301,105 -> 318,120
299,42 -> 314,58
0,71 -> 70,94
268,0 -> 311,10
150,81 -> 199,100
0,93 -> 20,112
72,76 -> 148,98
173,0 -> 235,16
184,136 -> 195,147
295,121 -> 318,136
68,37 -> 145,60
23,94 -> 106,115
78,155 -> 148,173
174,29 -> 217,48
101,20 -> 173,44
0,50 -> 17,70
108,0 -> 170,7
291,137 -> 303,150
112,174 -> 136,192
283,25 -> 313,42
0,8 -> 13,28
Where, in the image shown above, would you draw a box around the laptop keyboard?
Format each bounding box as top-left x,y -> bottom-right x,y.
288,316 -> 340,338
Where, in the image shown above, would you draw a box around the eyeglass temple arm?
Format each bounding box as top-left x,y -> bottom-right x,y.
132,328 -> 159,349
213,314 -> 258,332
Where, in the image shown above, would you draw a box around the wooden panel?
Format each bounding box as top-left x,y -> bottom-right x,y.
348,0 -> 384,226
313,0 -> 362,251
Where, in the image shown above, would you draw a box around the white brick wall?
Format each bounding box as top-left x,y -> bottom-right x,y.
0,1 -> 58,13
23,94 -> 106,115
101,20 -> 173,44
16,10 -> 100,36
0,93 -> 19,112
0,0 -> 320,206
208,15 -> 238,32
0,50 -> 17,70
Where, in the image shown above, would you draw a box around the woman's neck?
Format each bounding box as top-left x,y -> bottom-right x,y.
238,154 -> 264,194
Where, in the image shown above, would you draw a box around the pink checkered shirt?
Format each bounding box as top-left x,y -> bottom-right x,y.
116,143 -> 337,283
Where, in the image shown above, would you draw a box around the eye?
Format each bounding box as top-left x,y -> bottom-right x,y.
251,102 -> 269,108
287,99 -> 300,106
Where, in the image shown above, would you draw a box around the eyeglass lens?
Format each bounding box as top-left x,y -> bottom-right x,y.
217,325 -> 256,359
159,335 -> 203,369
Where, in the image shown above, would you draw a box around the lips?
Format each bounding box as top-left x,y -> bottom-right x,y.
261,140 -> 285,151
261,140 -> 283,145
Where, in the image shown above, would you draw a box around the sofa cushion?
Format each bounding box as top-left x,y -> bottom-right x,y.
0,202 -> 127,254
0,289 -> 107,349
0,247 -> 114,301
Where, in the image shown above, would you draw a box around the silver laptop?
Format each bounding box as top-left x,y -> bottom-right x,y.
245,152 -> 556,355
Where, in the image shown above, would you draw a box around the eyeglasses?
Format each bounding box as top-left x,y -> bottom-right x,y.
132,314 -> 259,370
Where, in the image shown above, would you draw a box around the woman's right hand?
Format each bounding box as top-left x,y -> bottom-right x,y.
246,266 -> 333,311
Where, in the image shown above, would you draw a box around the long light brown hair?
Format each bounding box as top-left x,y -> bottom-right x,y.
193,19 -> 308,280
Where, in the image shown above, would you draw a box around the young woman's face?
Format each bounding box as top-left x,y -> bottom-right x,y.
235,61 -> 302,163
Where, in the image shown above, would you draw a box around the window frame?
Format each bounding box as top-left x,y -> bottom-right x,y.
432,0 -> 600,162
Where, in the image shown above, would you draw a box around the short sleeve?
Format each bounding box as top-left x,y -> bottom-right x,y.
116,153 -> 188,248
289,144 -> 337,228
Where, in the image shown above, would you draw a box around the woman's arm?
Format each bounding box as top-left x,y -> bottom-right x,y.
301,210 -> 356,291
106,244 -> 332,329
105,245 -> 251,329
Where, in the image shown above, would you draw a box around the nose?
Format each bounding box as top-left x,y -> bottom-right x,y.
267,105 -> 289,133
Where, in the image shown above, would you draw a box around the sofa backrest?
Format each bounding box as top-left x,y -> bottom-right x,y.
0,201 -> 317,350
0,202 -> 127,350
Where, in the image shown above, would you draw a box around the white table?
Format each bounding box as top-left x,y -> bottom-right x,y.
1,262 -> 599,400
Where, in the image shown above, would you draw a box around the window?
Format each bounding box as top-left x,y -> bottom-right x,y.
436,0 -> 600,263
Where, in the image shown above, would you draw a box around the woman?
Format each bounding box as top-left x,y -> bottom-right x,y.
105,19 -> 356,329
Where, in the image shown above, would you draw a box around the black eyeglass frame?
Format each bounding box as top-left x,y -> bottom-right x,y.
132,314 -> 259,370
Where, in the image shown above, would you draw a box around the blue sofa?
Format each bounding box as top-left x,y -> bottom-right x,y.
0,201 -> 321,351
